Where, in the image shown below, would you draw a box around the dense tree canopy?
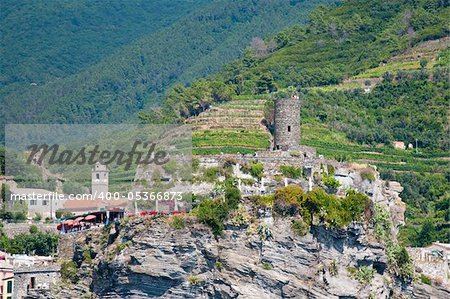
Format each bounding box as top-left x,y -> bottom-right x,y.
1,0 -> 332,142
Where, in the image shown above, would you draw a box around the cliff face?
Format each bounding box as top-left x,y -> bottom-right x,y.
93,221 -> 389,298
53,220 -> 373,298
47,172 -> 449,299
52,215 -> 447,299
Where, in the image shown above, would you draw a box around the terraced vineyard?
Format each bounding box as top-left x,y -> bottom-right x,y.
189,98 -> 448,174
302,125 -> 448,173
189,96 -> 271,155
307,37 -> 449,93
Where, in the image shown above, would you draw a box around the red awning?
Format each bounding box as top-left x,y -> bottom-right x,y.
74,217 -> 84,222
84,215 -> 96,221
63,220 -> 74,227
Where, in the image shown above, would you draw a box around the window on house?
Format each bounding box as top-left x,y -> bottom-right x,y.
96,173 -> 100,179
31,277 -> 36,289
288,126 -> 291,132
30,199 -> 37,206
7,280 -> 13,293
43,200 -> 48,206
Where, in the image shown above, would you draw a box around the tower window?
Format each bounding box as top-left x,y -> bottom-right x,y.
96,173 -> 100,179
287,126 -> 291,132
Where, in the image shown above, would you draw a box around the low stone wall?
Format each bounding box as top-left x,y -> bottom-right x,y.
199,152 -> 339,180
2,223 -> 58,238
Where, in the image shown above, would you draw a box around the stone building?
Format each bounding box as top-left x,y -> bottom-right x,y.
13,266 -> 59,299
273,95 -> 300,151
10,187 -> 65,220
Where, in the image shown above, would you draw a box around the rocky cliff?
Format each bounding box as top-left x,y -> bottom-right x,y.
51,214 -> 449,299
43,163 -> 448,299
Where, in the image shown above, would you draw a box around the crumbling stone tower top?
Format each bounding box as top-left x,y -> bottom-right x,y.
273,94 -> 300,151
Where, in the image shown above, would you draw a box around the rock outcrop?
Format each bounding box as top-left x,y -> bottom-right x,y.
45,160 -> 445,299
50,214 -> 447,299
49,211 -> 449,298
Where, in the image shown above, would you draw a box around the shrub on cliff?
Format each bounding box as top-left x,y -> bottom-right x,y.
168,215 -> 186,229
372,204 -> 415,281
348,266 -> 376,285
194,184 -> 241,236
60,260 -> 78,283
241,161 -> 264,179
230,204 -> 251,227
291,219 -> 309,236
82,246 -> 94,264
341,190 -> 370,222
303,188 -> 370,228
323,175 -> 341,189
252,194 -> 275,208
29,225 -> 38,234
194,198 -> 227,235
274,185 -> 304,216
361,168 -> 376,182
387,243 -> 414,281
372,204 -> 392,242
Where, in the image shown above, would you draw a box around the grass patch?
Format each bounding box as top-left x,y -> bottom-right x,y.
353,61 -> 422,79
168,215 -> 186,229
187,275 -> 203,285
280,165 -> 302,179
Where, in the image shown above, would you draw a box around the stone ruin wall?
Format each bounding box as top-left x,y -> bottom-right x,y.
198,150 -> 340,183
408,247 -> 449,285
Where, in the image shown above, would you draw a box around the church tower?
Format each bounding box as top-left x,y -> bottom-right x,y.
91,161 -> 109,195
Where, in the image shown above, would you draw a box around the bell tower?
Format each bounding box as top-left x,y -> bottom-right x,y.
91,161 -> 109,195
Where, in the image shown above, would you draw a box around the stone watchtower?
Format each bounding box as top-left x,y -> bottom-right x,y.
91,161 -> 109,195
273,94 -> 300,151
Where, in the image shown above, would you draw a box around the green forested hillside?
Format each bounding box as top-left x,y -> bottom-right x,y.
1,0 -> 333,136
302,73 -> 449,150
0,0 -> 212,87
153,0 -> 448,151
231,0 -> 449,88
